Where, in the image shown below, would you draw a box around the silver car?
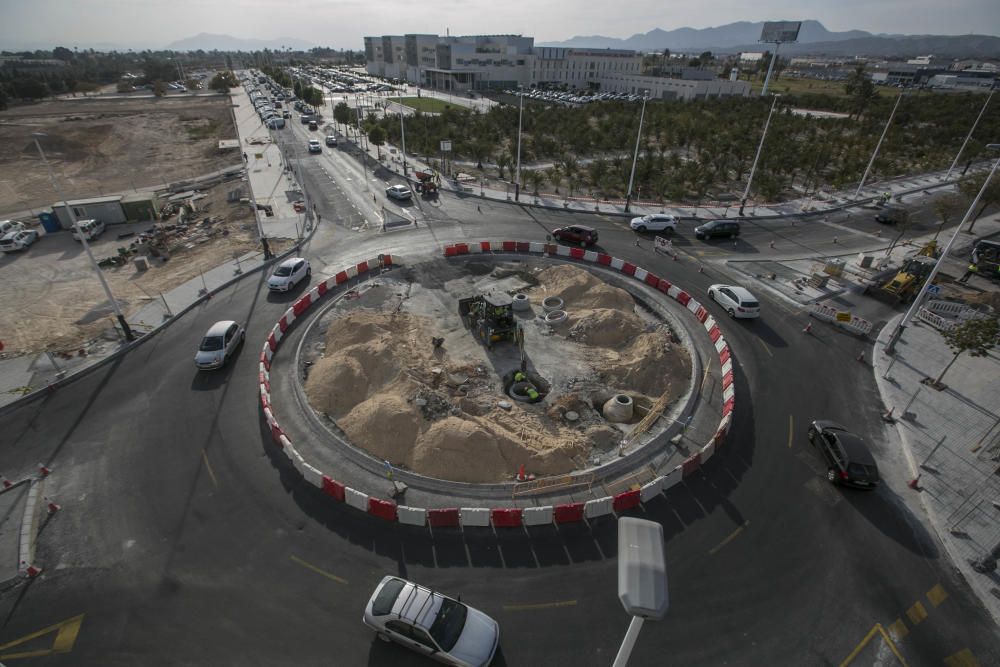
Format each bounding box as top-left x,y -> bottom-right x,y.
363,576 -> 499,667
386,184 -> 413,201
194,320 -> 245,370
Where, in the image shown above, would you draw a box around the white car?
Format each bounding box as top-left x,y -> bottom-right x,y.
308,139 -> 322,154
194,320 -> 245,370
0,229 -> 38,253
72,219 -> 105,242
363,576 -> 499,667
630,214 -> 677,233
267,257 -> 311,292
708,284 -> 760,319
0,220 -> 26,237
385,184 -> 413,201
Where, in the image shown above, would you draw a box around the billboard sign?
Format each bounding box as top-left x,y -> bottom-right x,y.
760,21 -> 802,43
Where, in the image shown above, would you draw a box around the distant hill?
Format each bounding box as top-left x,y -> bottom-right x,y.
165,33 -> 314,52
539,20 -> 1000,58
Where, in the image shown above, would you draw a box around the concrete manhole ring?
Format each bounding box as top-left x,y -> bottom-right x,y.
543,309 -> 568,325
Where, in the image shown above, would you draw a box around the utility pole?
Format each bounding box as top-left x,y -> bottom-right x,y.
945,90 -> 993,183
740,95 -> 779,216
854,92 -> 903,200
514,89 -> 524,202
624,94 -> 648,214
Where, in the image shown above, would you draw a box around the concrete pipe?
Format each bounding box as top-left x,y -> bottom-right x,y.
509,381 -> 537,402
542,296 -> 564,312
544,310 -> 568,325
512,293 -> 531,312
603,394 -> 634,423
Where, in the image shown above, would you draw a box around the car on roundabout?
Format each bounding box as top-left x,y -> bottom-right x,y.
551,224 -> 598,247
807,420 -> 881,489
267,257 -> 311,292
707,284 -> 760,319
363,575 -> 500,667
629,213 -> 677,233
194,320 -> 245,370
386,184 -> 413,201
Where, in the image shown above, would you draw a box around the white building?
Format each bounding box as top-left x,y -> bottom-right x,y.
532,47 -> 642,89
601,73 -> 751,101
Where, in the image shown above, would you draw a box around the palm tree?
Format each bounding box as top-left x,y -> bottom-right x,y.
525,169 -> 545,195
545,166 -> 563,194
496,152 -> 512,181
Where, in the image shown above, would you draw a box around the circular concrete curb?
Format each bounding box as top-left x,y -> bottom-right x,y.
258,241 -> 736,530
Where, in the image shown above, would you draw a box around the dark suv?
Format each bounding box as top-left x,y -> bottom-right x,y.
808,421 -> 880,489
694,220 -> 741,240
552,225 -> 599,247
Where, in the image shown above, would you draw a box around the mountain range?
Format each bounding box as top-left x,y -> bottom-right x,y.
539,20 -> 1000,58
164,33 -> 314,52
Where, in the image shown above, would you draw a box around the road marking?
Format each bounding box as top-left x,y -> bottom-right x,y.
757,337 -> 773,357
926,583 -> 948,607
503,599 -> 577,612
943,648 -> 980,667
905,601 -> 927,625
838,623 -> 907,667
290,555 -> 348,585
0,613 -> 84,659
201,449 -> 218,487
886,618 -> 909,642
708,520 -> 750,555
788,414 -> 794,448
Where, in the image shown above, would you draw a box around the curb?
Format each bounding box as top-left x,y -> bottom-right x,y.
259,241 -> 736,530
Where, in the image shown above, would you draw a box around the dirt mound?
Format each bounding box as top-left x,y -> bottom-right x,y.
336,388 -> 423,461
535,264 -> 634,311
603,332 -> 688,397
569,308 -> 646,347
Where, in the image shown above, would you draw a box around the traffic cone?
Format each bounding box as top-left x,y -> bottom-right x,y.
39,463 -> 51,477
517,464 -> 526,482
881,407 -> 895,423
908,474 -> 921,490
803,322 -> 812,334
698,266 -> 704,273
45,497 -> 61,514
2,477 -> 11,489
21,561 -> 41,578
769,240 -> 775,249
857,351 -> 865,363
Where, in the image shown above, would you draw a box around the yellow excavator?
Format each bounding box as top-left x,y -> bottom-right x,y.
866,242 -> 938,304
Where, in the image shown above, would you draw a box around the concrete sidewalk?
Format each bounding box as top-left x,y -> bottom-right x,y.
873,315 -> 1000,622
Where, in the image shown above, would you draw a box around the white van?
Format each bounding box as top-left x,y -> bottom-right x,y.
72,219 -> 105,242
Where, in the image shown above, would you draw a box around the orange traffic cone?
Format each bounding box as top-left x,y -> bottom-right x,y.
39,463 -> 51,477
45,497 -> 61,514
803,322 -> 812,334
517,464 -> 526,482
21,561 -> 42,578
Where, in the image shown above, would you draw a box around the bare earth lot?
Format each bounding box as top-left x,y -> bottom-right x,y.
0,94 -> 290,355
0,95 -> 237,213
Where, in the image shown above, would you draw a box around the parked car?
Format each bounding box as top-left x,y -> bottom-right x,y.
875,205 -> 909,225
363,576 -> 500,667
552,225 -> 598,247
194,320 -> 245,370
308,139 -> 322,154
267,257 -> 311,292
72,219 -> 105,242
0,220 -> 26,237
694,219 -> 741,240
385,184 -> 412,200
266,117 -> 286,129
707,284 -> 760,319
0,229 -> 38,253
808,421 -> 880,489
325,135 -> 338,147
630,214 -> 677,233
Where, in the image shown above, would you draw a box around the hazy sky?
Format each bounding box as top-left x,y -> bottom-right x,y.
2,0 -> 999,50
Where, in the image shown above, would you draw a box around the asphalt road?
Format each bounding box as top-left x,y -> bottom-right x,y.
0,129 -> 997,666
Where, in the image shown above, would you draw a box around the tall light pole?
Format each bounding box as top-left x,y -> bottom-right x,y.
399,109 -> 408,178
624,94 -> 649,213
945,90 -> 993,182
514,89 -> 524,201
740,95 -> 779,216
885,143 -> 1000,355
613,518 -> 668,667
854,92 -> 903,200
33,134 -> 134,341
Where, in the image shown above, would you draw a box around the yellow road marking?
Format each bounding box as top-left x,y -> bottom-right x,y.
503,599 -> 577,612
905,601 -> 927,625
788,415 -> 794,448
708,520 -> 750,555
887,618 -> 909,642
0,613 -> 84,659
944,648 -> 980,667
927,583 -> 948,607
290,555 -> 348,585
838,623 -> 908,667
202,449 -> 218,487
757,337 -> 773,357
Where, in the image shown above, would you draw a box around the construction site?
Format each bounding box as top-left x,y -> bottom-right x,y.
299,259 -> 694,484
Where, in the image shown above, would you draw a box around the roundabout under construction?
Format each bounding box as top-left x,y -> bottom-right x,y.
259,241 -> 735,527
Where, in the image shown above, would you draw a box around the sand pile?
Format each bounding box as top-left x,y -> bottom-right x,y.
535,265 -> 634,311
569,308 -> 646,346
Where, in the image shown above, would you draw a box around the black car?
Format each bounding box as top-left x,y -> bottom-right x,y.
694,220 -> 741,240
552,225 -> 599,247
808,421 -> 880,489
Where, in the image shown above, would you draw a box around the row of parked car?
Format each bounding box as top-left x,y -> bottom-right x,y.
505,88 -> 646,106
0,218 -> 105,254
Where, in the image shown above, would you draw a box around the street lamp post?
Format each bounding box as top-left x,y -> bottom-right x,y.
885,143 -> 1000,355
33,135 -> 135,342
613,518 -> 668,667
854,92 -> 903,200
740,95 -> 779,216
945,90 -> 993,183
624,94 -> 648,214
514,89 -> 524,202
399,109 -> 408,178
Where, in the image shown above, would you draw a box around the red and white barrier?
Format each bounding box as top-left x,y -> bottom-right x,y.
345,487 -> 369,511
460,507 -> 491,527
584,496 -> 614,519
523,506 -> 554,526
398,505 -> 427,526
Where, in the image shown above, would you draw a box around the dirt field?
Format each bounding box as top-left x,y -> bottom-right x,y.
0,95 -> 239,213
303,262 -> 691,482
